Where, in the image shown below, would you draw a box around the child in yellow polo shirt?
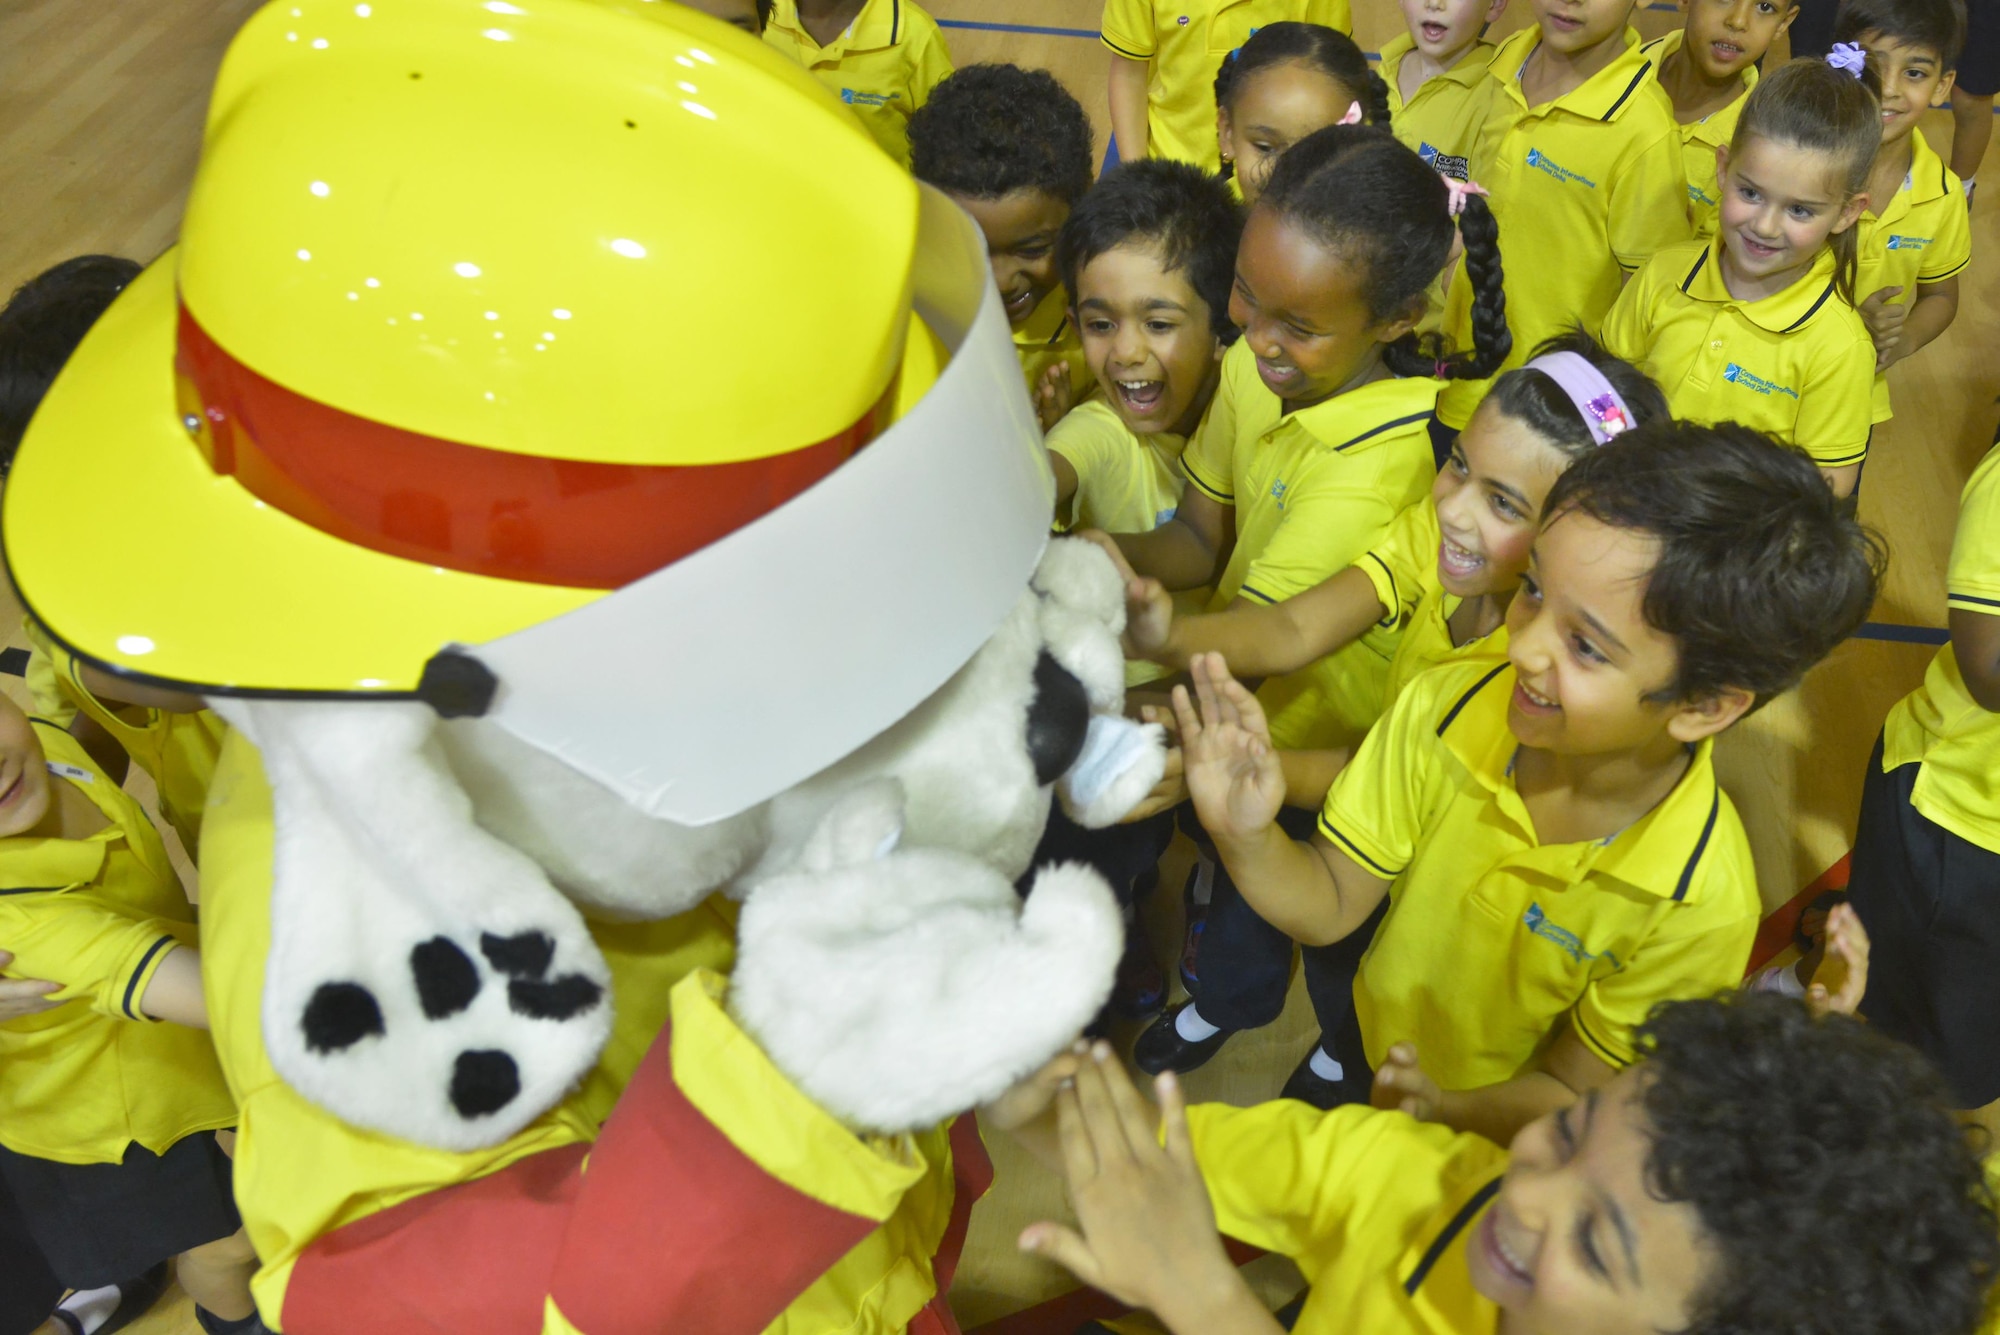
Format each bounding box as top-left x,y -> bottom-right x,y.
1600,57 -> 1880,495
762,0 -> 951,168
1001,994 -> 1999,1335
0,694 -> 261,1335
1382,0 -> 1508,181
676,0 -> 769,34
1846,438 -> 2000,1137
1433,0 -> 1689,447
1841,0 -> 1972,424
908,64 -> 1097,426
1172,422 -> 1882,1129
1213,23 -> 1388,206
1101,0 -> 1352,174
1645,0 -> 1799,239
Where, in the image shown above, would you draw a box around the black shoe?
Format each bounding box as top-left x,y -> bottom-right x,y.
1279,1045 -> 1366,1111
1133,1002 -> 1233,1075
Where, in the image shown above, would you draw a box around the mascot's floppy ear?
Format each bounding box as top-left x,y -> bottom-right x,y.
211,700 -> 613,1151
730,779 -> 1123,1133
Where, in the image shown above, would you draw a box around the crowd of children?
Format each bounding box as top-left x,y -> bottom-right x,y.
2,0 -> 2000,1330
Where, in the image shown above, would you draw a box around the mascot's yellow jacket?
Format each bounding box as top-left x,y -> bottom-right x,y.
202,730 -> 986,1335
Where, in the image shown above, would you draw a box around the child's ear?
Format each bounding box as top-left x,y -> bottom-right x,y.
1215,105 -> 1233,161
1834,190 -> 1869,235
1934,67 -> 1958,107
1372,295 -> 1429,349
1714,143 -> 1729,199
1665,686 -> 1756,744
1483,0 -> 1509,25
1775,3 -> 1800,37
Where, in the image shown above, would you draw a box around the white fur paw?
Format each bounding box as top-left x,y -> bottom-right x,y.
1059,717 -> 1169,828
731,823 -> 1121,1133
1032,536 -> 1129,631
242,700 -> 613,1151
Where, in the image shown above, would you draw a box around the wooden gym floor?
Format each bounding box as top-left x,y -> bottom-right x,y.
0,0 -> 1992,1329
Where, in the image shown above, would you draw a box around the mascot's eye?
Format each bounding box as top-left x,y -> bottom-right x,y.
1026,651 -> 1091,786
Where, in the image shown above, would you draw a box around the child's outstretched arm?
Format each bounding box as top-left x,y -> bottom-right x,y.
1125,565 -> 1388,676
1019,1048 -> 1284,1335
1175,654 -> 1389,945
1106,54 -> 1150,164
1372,1021 -> 1618,1146
1093,481 -> 1235,591
1950,601 -> 2000,712
139,945 -> 208,1029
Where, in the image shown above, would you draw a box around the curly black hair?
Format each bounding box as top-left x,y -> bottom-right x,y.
907,64 -> 1095,206
1636,992 -> 1999,1335
0,254 -> 142,465
1542,420 -> 1887,709
1056,159 -> 1244,342
1257,124 -> 1509,380
1834,0 -> 1967,65
1211,21 -> 1391,180
1482,330 -> 1670,461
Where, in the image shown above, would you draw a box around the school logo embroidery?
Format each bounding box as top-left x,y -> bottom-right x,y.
1523,903 -> 1621,968
1885,234 -> 1934,250
1418,142 -> 1469,181
1525,147 -> 1597,188
1722,362 -> 1800,400
839,88 -> 899,107
1155,505 -> 1179,526
1269,479 -> 1289,505
1687,182 -> 1716,207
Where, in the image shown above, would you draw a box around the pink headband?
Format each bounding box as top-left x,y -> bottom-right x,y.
1525,350 -> 1635,445
1827,42 -> 1867,77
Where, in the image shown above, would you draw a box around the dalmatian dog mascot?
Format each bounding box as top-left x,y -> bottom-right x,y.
2,1 -> 1165,1330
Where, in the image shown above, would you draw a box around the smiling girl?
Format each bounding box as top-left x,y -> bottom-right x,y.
1600,55 -> 1880,496
1098,123 -> 1510,759
1212,23 -> 1389,206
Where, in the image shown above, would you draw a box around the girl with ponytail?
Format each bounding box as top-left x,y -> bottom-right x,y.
1094,123 -> 1510,760
1600,54 -> 1881,497
1211,22 -> 1391,206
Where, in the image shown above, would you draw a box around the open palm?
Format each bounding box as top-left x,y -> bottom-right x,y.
1172,653 -> 1285,841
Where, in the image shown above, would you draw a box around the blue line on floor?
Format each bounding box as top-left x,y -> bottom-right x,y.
937,18 -> 1099,37
1853,622 -> 1950,645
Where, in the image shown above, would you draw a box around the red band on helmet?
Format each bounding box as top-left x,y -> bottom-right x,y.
173,302 -> 888,589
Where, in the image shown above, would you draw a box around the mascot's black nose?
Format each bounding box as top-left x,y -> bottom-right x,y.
1026,651 -> 1092,787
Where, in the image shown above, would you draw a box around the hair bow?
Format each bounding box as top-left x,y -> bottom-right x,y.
1441,175 -> 1490,218
1827,42 -> 1868,77
1338,100 -> 1364,126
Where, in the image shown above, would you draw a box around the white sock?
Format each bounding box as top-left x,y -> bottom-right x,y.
1187,856 -> 1215,908
1175,1004 -> 1222,1041
1964,175 -> 1977,198
1307,1045 -> 1345,1083
58,1285 -> 122,1335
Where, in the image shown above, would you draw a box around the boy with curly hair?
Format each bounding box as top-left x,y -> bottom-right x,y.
996,991 -> 2000,1335
908,63 -> 1099,425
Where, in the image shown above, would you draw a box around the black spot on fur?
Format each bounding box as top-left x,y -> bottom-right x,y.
411,937 -> 481,1019
1026,651 -> 1091,786
508,973 -> 604,1021
302,983 -> 385,1053
450,1050 -> 520,1118
480,931 -> 555,980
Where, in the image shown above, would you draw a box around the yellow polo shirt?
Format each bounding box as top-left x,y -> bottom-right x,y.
23,619 -> 225,857
1882,444 -> 2000,856
1600,238 -> 1873,467
198,731 -> 959,1332
1319,659 -> 1760,1086
1099,0 -> 1353,172
1016,286 -> 1093,408
1381,35 -> 1499,183
1438,26 -> 1690,428
763,0 -> 953,168
0,722 -> 234,1166
1191,1100 -> 1504,1335
1183,344 -> 1438,749
1641,30 -> 1754,242
1856,129 -> 1972,422
1354,499 -> 1509,708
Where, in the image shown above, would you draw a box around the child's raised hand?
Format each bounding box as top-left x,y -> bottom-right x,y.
983,1042 -> 1089,1132
1805,902 -> 1871,1019
1370,1042 -> 1443,1122
1858,285 -> 1908,369
1035,362 -> 1075,433
1172,653 -> 1283,843
1018,1049 -> 1242,1323
1124,577 -> 1177,659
